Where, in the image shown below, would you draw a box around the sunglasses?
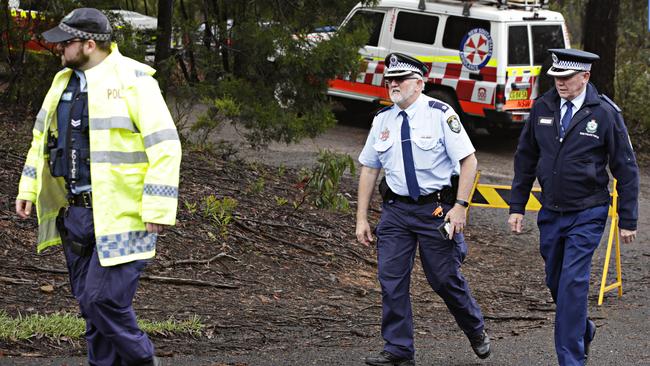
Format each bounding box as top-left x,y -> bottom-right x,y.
59,39 -> 85,48
384,77 -> 420,85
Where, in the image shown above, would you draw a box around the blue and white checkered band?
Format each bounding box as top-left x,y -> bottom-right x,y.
390,55 -> 398,67
59,22 -> 111,41
551,53 -> 591,72
386,61 -> 423,75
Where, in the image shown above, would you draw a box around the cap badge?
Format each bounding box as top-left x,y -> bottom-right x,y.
389,55 -> 398,67
379,128 -> 390,141
447,115 -> 462,134
62,10 -> 75,22
586,119 -> 598,133
552,53 -> 559,63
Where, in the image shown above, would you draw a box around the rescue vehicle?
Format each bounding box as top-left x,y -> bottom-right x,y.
328,0 -> 570,134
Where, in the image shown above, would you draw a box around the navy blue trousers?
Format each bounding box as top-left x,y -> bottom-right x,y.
537,205 -> 608,366
62,206 -> 154,366
376,201 -> 485,359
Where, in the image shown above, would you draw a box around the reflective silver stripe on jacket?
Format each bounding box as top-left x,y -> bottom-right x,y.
97,230 -> 157,259
34,109 -> 47,133
143,129 -> 180,148
22,165 -> 37,179
91,151 -> 148,164
90,117 -> 138,132
144,184 -> 178,198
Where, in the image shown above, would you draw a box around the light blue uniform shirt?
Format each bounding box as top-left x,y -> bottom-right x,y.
359,94 -> 475,196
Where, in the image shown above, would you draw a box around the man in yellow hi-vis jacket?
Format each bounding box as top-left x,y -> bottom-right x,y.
15,8 -> 180,366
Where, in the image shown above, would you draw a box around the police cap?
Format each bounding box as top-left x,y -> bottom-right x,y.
384,52 -> 428,78
547,48 -> 600,77
42,8 -> 112,43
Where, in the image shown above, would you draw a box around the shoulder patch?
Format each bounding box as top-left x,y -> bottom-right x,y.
600,94 -> 621,113
375,105 -> 393,116
446,115 -> 462,133
429,100 -> 450,112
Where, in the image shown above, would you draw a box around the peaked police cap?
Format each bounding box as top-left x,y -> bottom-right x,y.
42,8 -> 112,43
547,48 -> 600,77
384,52 -> 428,78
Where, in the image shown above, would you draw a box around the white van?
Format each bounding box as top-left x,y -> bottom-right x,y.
328,0 -> 570,134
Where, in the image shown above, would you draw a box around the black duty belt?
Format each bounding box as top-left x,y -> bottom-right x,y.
379,176 -> 455,206
68,191 -> 92,208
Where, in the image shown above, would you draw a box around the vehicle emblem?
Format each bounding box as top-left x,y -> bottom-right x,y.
380,128 -> 390,141
389,55 -> 398,67
447,115 -> 462,133
586,119 -> 598,133
459,28 -> 493,71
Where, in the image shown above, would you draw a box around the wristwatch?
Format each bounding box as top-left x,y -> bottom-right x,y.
455,199 -> 469,208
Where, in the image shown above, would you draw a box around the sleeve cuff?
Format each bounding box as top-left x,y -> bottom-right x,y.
618,218 -> 637,231
509,204 -> 525,215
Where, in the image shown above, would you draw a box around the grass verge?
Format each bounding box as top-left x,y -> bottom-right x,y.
0,311 -> 203,341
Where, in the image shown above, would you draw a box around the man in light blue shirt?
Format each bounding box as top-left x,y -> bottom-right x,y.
356,52 -> 490,366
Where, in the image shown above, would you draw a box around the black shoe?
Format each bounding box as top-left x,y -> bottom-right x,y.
585,319 -> 596,364
365,351 -> 415,366
469,330 -> 491,359
140,356 -> 162,366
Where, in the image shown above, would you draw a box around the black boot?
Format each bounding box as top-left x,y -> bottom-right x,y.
365,351 -> 415,366
469,330 -> 491,359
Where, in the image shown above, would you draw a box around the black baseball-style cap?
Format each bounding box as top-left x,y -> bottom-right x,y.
384,52 -> 429,78
42,8 -> 112,43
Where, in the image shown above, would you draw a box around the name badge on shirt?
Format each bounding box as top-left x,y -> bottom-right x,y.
538,117 -> 554,126
61,92 -> 73,102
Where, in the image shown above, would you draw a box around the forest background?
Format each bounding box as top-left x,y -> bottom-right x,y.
0,0 -> 648,151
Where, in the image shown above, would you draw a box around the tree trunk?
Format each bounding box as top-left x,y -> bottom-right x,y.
154,0 -> 174,94
583,0 -> 619,98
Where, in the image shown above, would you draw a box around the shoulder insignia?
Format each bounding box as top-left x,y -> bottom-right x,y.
600,94 -> 621,113
446,115 -> 462,133
429,100 -> 449,112
375,105 -> 393,116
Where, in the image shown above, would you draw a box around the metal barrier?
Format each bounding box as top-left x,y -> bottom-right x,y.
467,171 -> 622,305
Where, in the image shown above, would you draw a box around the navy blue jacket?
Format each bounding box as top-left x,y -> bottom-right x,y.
510,83 -> 639,230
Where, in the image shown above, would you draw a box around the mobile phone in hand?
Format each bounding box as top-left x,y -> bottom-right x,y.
437,221 -> 452,240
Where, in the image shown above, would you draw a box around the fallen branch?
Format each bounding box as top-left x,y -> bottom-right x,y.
235,221 -> 319,256
139,274 -> 239,289
483,314 -> 547,322
236,216 -> 329,239
161,252 -> 239,268
0,276 -> 36,285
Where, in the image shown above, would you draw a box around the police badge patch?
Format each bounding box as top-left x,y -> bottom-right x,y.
379,128 -> 390,141
447,115 -> 462,133
586,119 -> 598,133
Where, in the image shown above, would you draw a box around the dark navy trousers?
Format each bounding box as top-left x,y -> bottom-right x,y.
62,207 -> 154,366
376,200 -> 485,359
537,205 -> 608,366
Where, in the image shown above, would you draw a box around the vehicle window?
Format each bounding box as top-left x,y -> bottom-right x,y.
442,16 -> 491,49
347,10 -> 385,47
394,11 -> 439,44
532,25 -> 565,64
508,25 -> 530,65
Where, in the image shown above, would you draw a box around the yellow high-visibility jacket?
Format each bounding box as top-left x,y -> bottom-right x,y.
17,44 -> 181,267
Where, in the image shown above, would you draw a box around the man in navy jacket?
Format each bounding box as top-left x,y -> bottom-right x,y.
508,49 -> 639,366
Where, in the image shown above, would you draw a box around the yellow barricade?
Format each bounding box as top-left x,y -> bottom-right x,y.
467,171 -> 622,306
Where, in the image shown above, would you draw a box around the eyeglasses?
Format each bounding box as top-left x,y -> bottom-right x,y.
384,77 -> 420,85
58,39 -> 85,48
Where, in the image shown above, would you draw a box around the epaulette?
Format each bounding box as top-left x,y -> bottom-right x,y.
375,105 -> 393,116
600,94 -> 621,113
429,100 -> 450,113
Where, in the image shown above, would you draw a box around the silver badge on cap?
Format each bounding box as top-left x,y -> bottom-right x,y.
62,10 -> 75,22
389,55 -> 398,67
551,53 -> 558,63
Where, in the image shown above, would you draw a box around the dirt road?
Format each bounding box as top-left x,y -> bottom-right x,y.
1,111 -> 648,366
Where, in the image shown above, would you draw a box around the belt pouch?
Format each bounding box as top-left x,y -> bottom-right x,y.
56,208 -> 93,257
